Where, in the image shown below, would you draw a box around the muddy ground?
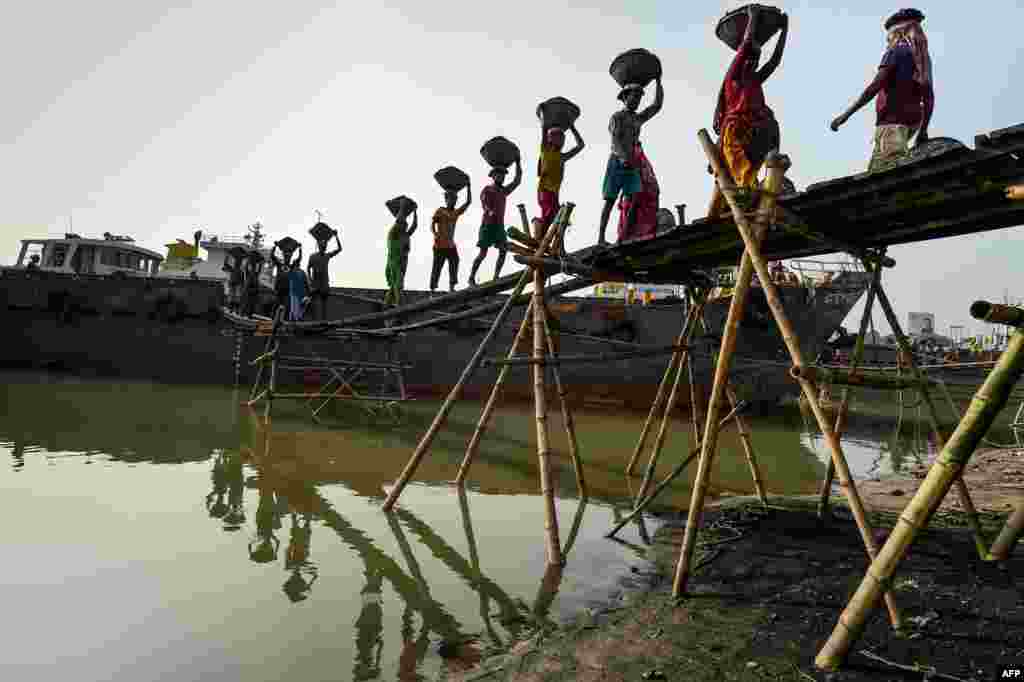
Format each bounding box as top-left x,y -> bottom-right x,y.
442,493 -> 1023,682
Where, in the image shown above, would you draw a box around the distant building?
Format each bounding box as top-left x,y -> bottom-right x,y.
908,312 -> 935,336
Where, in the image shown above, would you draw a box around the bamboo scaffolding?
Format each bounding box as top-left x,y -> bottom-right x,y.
543,314 -> 587,499
819,263 -> 881,518
634,296 -> 708,508
872,283 -> 989,558
816,321 -> 1024,670
513,254 -> 630,282
971,300 -> 1024,328
455,300 -> 535,486
726,386 -> 767,508
381,205 -> 573,512
532,215 -> 562,567
607,403 -> 743,539
675,131 -> 903,631
987,497 -> 1024,561
483,344 -> 688,367
792,365 -> 936,391
687,346 -> 703,450
625,304 -> 698,476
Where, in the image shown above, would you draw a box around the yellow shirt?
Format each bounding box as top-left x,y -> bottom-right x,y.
538,144 -> 564,194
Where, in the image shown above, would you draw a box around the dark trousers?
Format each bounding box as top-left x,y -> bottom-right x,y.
430,247 -> 459,290
310,291 -> 330,321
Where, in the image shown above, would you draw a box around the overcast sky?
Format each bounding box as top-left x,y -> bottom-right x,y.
2,0 -> 1021,335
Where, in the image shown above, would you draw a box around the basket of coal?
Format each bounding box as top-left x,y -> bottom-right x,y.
276,235 -> 301,254
386,195 -> 418,218
609,48 -> 662,89
307,223 -> 335,244
536,96 -> 581,130
479,136 -> 521,170
433,166 -> 470,192
715,4 -> 785,51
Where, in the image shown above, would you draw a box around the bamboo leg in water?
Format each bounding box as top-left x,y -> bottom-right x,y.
873,283 -> 988,557
988,497 -> 1024,561
726,386 -> 767,507
382,206 -> 572,512
264,341 -> 279,420
679,134 -> 902,630
626,306 -> 695,476
819,261 -> 882,518
455,299 -> 535,486
607,404 -> 742,539
543,315 -> 586,498
532,221 -> 561,568
634,299 -> 707,507
816,327 -> 1024,670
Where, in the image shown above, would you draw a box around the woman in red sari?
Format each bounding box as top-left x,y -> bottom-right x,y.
707,6 -> 788,217
617,144 -> 660,242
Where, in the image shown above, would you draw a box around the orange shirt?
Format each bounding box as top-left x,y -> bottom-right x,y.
432,206 -> 466,249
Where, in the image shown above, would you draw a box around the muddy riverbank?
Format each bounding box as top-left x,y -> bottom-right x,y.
445,496 -> 1023,682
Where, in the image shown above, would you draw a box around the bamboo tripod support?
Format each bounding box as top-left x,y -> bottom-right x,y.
818,260 -> 882,518
816,319 -> 1024,670
674,130 -> 903,631
381,205 -> 574,512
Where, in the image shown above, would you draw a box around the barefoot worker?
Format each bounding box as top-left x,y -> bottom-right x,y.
430,184 -> 471,294
384,199 -> 417,306
538,124 -> 584,229
830,8 -> 934,172
469,159 -> 522,286
307,225 -> 341,321
598,76 -> 663,245
707,5 -> 787,217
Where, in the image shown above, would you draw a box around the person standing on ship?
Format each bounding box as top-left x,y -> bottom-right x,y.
287,260 -> 308,321
707,5 -> 787,218
307,228 -> 341,321
830,8 -> 934,172
469,160 -> 522,286
538,124 -> 584,244
597,76 -> 664,245
384,200 -> 417,306
430,184 -> 471,294
242,253 -> 263,317
222,253 -> 245,313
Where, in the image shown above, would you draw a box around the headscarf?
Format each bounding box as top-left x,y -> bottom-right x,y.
887,19 -> 932,90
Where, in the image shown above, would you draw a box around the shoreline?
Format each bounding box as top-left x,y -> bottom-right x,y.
441,453 -> 1023,681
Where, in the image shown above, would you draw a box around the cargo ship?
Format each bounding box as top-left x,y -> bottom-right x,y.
0,228 -> 868,410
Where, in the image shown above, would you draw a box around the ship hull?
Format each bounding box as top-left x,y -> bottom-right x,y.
0,270 -> 869,409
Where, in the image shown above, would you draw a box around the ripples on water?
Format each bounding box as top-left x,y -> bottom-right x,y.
1,370 -> 993,681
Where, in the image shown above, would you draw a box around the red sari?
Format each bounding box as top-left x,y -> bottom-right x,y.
617,144 -> 660,242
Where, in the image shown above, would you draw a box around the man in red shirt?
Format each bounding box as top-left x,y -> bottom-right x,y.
469,160 -> 522,286
830,8 -> 934,172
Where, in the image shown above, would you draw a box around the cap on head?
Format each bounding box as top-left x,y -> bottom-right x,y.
884,7 -> 925,30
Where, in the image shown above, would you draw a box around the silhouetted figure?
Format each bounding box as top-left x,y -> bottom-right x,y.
282,512 -> 317,602
222,254 -> 245,313
25,254 -> 40,272
307,225 -> 341,320
242,253 -> 263,317
384,200 -> 417,306
353,567 -> 385,680
270,243 -> 300,316
430,186 -> 471,293
249,481 -> 280,564
287,260 -> 308,321
469,161 -> 522,286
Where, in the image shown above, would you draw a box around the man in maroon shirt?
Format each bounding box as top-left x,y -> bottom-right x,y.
469,160 -> 522,286
830,8 -> 934,172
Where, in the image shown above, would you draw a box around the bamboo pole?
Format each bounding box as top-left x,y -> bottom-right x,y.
607,403 -> 743,539
625,306 -> 695,476
673,144 -> 785,598
791,365 -> 935,391
543,315 -> 587,498
532,218 -> 561,567
726,386 -> 767,507
634,297 -> 708,507
264,340 -> 279,420
455,299 -> 535,486
687,349 -> 703,450
819,262 -> 881,518
872,283 -> 989,558
485,344 -> 688,367
970,300 -> 1024,328
816,325 -> 1024,670
381,205 -> 573,512
987,497 -> 1024,561
678,132 -> 903,631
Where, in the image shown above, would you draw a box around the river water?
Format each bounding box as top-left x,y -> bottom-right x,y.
0,370 -> 1008,681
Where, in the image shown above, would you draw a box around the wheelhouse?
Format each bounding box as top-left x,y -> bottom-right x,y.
14,234 -> 163,277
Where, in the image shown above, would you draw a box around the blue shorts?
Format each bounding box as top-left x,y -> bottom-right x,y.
602,156 -> 642,200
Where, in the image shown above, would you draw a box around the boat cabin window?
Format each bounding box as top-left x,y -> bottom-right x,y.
20,243 -> 44,266
46,244 -> 69,268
